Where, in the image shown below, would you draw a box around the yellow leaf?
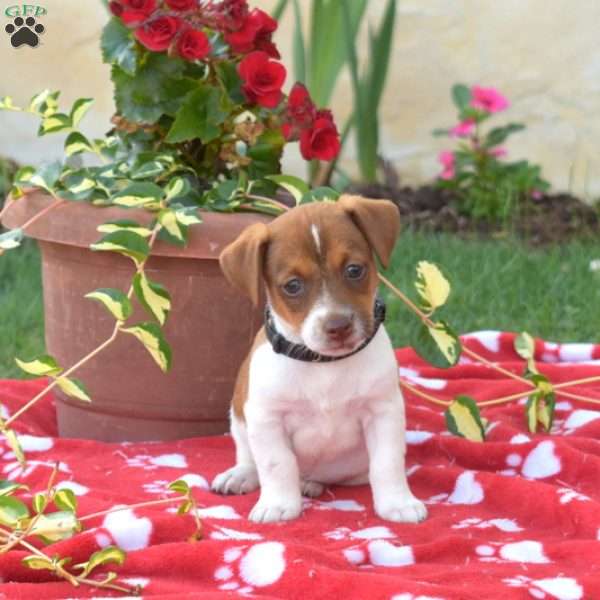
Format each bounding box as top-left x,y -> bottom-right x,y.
445,396 -> 485,442
428,322 -> 459,364
134,273 -> 171,326
415,261 -> 450,311
158,210 -> 184,241
56,377 -> 91,403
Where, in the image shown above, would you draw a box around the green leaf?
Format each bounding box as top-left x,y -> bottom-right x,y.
0,480 -> 27,497
366,0 -> 396,120
15,355 -> 62,377
166,85 -> 229,144
164,177 -> 191,203
0,496 -> 30,526
112,182 -> 164,208
415,261 -> 451,312
33,493 -> 47,514
0,228 -> 24,252
112,54 -> 195,124
178,500 -> 193,515
445,395 -> 486,442
174,207 -> 202,226
22,555 -> 54,571
300,186 -> 340,204
29,511 -> 80,543
64,132 -> 94,157
451,84 -> 471,111
69,98 -> 94,127
526,391 -> 556,434
122,323 -> 172,372
484,123 -> 525,149
514,331 -> 536,371
168,479 -> 190,494
97,220 -> 153,238
0,96 -> 17,110
130,160 -> 166,181
74,546 -> 126,578
28,89 -> 59,114
55,377 -> 91,403
158,209 -> 187,245
85,288 -> 133,322
90,230 -> 150,265
61,169 -> 96,201
409,320 -> 462,368
29,162 -> 62,193
4,429 -> 26,467
38,113 -> 72,136
133,273 -> 171,326
101,17 -> 138,75
265,175 -> 310,205
214,61 -> 245,105
13,166 -> 35,187
271,0 -> 289,20
53,488 -> 77,513
291,0 -> 306,83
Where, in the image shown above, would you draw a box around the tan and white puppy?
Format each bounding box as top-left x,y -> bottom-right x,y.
212,195 -> 427,524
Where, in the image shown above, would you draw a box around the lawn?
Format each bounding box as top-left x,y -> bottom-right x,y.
2,232 -> 600,378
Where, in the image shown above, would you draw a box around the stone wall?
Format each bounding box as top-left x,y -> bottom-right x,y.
1,0 -> 598,198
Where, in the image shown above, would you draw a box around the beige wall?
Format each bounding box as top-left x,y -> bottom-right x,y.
1,0 -> 599,199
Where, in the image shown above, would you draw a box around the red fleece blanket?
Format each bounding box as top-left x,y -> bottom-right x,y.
1,331 -> 600,600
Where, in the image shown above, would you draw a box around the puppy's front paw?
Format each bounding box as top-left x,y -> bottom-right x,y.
211,465 -> 259,495
376,496 -> 427,523
249,497 -> 302,523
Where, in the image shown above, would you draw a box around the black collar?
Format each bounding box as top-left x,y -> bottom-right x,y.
264,298 -> 386,363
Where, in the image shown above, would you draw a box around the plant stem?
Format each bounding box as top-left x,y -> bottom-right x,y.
399,379 -> 450,407
80,495 -> 186,523
555,375 -> 600,390
20,198 -> 66,232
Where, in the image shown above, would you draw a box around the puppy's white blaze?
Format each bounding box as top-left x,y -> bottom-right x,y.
310,224 -> 321,255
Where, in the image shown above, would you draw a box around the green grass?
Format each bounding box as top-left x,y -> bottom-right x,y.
0,240 -> 45,378
2,232 -> 600,378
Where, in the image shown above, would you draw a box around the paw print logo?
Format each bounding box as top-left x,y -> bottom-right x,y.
214,542 -> 286,594
5,16 -> 45,48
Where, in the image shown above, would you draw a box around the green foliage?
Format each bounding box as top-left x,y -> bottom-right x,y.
435,83 -> 550,221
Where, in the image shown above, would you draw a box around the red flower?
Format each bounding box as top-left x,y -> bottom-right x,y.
225,9 -> 279,58
135,16 -> 181,51
165,0 -> 197,10
300,116 -> 341,161
118,0 -> 157,25
177,28 -> 211,61
281,82 -> 316,140
238,51 -> 286,109
109,1 -> 124,16
215,0 -> 249,32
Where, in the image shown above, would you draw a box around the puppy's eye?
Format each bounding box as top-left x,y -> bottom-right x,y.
283,278 -> 304,297
345,264 -> 366,281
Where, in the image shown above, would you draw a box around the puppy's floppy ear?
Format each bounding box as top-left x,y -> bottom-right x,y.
338,195 -> 400,268
219,222 -> 270,306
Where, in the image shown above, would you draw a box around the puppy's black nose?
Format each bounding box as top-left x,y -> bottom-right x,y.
324,314 -> 353,342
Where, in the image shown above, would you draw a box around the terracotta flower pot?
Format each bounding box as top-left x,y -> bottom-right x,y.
2,191 -> 269,442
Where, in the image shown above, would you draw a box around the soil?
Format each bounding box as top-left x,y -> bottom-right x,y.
349,181 -> 600,246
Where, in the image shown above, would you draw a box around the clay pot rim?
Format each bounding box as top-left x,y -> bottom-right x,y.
2,190 -> 272,260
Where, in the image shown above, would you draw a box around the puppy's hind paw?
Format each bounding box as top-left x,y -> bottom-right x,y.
211,465 -> 259,495
301,480 -> 324,498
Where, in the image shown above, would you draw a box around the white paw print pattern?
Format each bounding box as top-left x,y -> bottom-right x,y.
426,471 -> 484,505
452,517 -> 523,532
392,594 -> 445,600
324,525 -> 396,541
96,506 -> 153,552
344,540 -> 415,567
125,453 -> 188,470
503,575 -> 583,599
3,459 -> 70,481
475,540 -> 549,564
556,487 -> 590,504
499,441 -> 562,479
214,542 -> 286,594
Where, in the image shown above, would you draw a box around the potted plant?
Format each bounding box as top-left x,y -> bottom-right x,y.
0,0 -> 341,442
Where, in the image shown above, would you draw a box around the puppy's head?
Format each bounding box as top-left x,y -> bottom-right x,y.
220,195 -> 400,356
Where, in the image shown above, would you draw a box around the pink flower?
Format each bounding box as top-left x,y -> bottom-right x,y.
489,146 -> 507,158
450,119 -> 475,138
438,151 -> 455,180
471,86 -> 509,113
531,189 -> 543,200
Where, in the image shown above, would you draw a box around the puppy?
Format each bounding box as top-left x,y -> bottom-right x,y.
211,195 -> 427,524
